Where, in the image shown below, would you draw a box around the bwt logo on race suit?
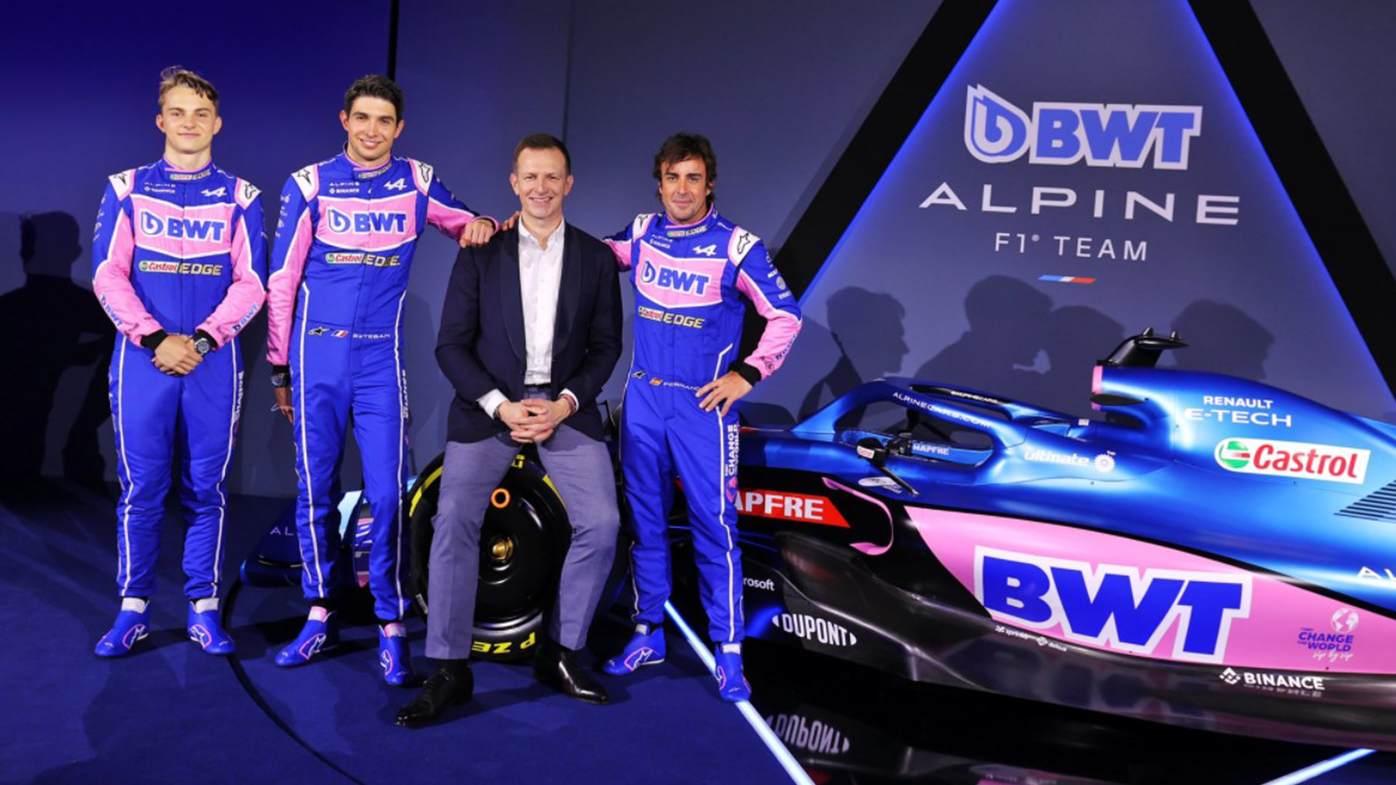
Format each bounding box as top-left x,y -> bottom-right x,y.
639,259 -> 711,295
975,547 -> 1251,663
965,85 -> 1202,170
326,208 -> 407,234
140,212 -> 227,241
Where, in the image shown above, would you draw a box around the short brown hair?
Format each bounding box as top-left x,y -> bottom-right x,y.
158,66 -> 219,110
653,133 -> 717,206
344,75 -> 404,121
512,133 -> 571,174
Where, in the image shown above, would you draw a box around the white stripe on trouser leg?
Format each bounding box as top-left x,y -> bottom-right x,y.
298,285 -> 324,595
618,362 -> 642,621
392,292 -> 406,620
117,339 -> 134,595
717,407 -> 736,642
710,342 -> 736,641
210,338 -> 239,597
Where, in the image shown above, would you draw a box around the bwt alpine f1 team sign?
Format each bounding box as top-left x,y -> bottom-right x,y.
752,0 -> 1394,425
939,84 -> 1233,265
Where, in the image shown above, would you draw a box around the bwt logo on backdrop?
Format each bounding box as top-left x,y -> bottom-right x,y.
965,85 -> 1203,170
326,208 -> 407,235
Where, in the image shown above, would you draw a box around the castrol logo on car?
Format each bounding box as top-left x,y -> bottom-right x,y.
1214,437 -> 1370,484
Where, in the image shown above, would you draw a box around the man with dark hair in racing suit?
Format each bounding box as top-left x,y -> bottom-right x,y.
601,133 -> 801,701
92,67 -> 267,657
264,74 -> 497,684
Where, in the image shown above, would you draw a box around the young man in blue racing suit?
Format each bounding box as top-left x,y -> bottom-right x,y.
601,134 -> 801,700
92,68 -> 267,657
264,75 -> 497,684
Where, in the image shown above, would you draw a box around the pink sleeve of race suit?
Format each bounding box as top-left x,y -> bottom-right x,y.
412,158 -> 494,242
265,171 -> 316,366
197,180 -> 268,347
91,173 -> 165,347
602,214 -> 653,271
733,234 -> 802,380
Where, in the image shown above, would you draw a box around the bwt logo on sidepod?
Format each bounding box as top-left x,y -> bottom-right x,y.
326,208 -> 407,234
639,259 -> 711,295
976,547 -> 1251,663
140,212 -> 227,241
965,85 -> 1202,169
1214,437 -> 1370,484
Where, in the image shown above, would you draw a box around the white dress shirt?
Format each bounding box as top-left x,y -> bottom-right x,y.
477,220 -> 575,419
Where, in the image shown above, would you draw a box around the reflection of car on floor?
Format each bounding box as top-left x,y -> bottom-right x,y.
245,331 -> 1396,749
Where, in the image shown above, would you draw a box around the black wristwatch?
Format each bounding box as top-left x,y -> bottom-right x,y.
193,332 -> 215,356
270,366 -> 291,389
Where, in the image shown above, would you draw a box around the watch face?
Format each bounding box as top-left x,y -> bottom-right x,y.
195,337 -> 213,355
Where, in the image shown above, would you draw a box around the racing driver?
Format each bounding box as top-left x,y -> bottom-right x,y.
265,75 -> 497,684
601,133 -> 801,700
92,67 -> 266,657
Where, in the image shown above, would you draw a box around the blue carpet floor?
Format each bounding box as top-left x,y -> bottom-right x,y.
7,477 -> 1392,785
0,479 -> 790,785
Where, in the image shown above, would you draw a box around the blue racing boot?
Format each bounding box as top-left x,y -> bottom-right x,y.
379,622 -> 415,686
95,599 -> 150,658
275,607 -> 338,666
187,599 -> 235,655
601,624 -> 666,675
713,643 -> 751,702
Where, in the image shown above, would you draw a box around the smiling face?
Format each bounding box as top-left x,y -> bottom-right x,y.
659,156 -> 711,225
510,146 -> 573,228
156,85 -> 221,160
340,96 -> 403,167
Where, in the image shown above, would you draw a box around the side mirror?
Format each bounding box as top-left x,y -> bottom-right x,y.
856,437 -> 889,467
854,437 -> 918,496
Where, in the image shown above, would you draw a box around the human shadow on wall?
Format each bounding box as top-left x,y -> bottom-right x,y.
223,290 -> 280,495
403,289 -> 444,475
0,212 -> 113,487
1038,305 -> 1126,415
1164,299 -> 1273,381
795,287 -> 909,421
914,275 -> 1123,418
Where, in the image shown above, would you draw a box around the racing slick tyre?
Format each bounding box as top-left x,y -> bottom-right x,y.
407,449 -> 570,662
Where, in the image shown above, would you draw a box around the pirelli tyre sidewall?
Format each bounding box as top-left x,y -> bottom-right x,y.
408,451 -> 570,662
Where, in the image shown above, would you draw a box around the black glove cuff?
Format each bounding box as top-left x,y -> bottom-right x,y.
140,330 -> 169,351
730,361 -> 761,387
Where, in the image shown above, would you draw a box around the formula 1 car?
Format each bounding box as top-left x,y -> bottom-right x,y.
247,331 -> 1396,749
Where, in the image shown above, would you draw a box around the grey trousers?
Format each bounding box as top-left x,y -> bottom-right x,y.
425,424 -> 620,659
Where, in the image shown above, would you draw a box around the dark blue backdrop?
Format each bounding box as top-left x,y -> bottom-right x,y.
4,0 -> 1393,497
748,0 -> 1396,426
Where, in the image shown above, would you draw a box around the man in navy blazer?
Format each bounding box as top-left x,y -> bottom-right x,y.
397,134 -> 622,726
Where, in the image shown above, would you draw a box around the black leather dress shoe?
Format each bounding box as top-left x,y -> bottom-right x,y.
534,639 -> 609,705
395,666 -> 473,726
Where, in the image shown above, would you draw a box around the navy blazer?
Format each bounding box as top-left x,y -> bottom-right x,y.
436,223 -> 623,443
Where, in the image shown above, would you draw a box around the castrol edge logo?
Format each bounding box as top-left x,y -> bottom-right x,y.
1214,437 -> 1370,484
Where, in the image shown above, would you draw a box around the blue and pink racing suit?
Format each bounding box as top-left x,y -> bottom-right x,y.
266,152 -> 490,621
605,209 -> 801,643
92,158 -> 267,600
